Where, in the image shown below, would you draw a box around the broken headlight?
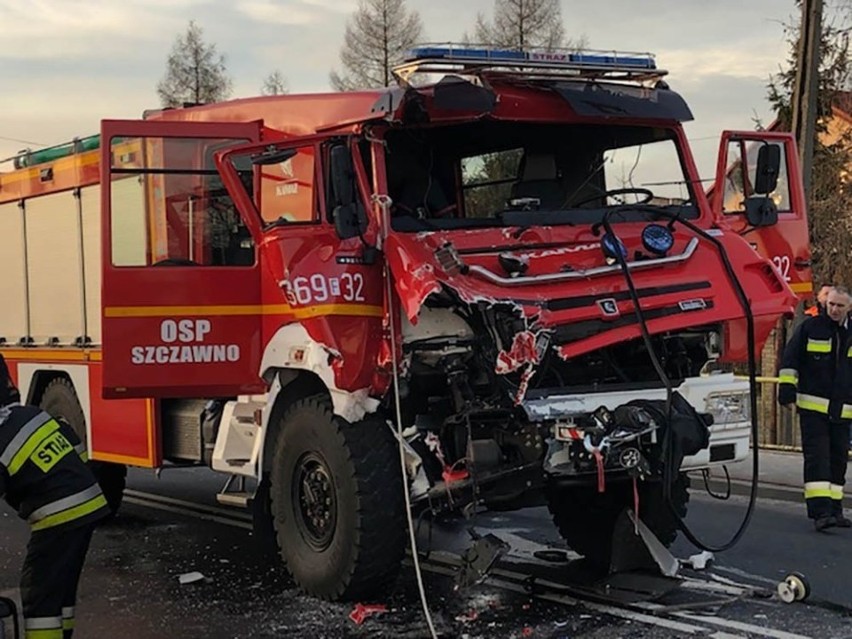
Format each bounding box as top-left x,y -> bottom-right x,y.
704,391 -> 750,426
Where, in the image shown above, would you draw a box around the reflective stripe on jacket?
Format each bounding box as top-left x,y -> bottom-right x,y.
0,405 -> 109,530
779,313 -> 852,422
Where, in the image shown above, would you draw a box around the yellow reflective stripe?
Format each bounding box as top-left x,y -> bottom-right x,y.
830,484 -> 844,500
778,368 -> 798,385
24,616 -> 63,639
74,443 -> 88,462
804,481 -> 832,499
806,338 -> 832,353
848,345 -> 852,357
842,405 -> 852,419
62,619 -> 74,631
797,393 -> 830,413
8,420 -> 60,476
30,493 -> 107,531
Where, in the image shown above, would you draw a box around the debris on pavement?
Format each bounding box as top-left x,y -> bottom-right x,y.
456,531 -> 510,590
684,551 -> 715,570
178,571 -> 206,585
348,602 -> 388,625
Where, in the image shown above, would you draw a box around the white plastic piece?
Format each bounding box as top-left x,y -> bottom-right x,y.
686,550 -> 715,570
178,571 -> 206,585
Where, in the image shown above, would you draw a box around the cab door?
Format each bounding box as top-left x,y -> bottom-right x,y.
101,119 -> 264,398
710,131 -> 813,299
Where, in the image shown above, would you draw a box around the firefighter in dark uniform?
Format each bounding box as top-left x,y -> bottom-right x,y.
778,286 -> 852,531
0,354 -> 110,638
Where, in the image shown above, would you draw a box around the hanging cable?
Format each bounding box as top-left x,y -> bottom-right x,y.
601,206 -> 760,552
377,194 -> 439,639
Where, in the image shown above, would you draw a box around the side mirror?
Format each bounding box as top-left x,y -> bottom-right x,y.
330,145 -> 355,206
333,203 -> 367,240
754,144 -> 781,195
745,196 -> 778,227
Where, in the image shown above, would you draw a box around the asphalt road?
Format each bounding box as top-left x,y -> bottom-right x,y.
1,466 -> 851,638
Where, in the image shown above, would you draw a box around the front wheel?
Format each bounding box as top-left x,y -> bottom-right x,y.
269,396 -> 406,600
546,473 -> 689,569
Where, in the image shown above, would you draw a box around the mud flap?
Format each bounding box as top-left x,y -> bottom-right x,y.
250,476 -> 280,558
609,509 -> 679,578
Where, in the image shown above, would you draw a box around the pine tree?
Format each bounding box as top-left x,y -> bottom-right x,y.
157,21 -> 232,108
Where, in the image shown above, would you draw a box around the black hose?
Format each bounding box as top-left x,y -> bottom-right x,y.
601,207 -> 760,552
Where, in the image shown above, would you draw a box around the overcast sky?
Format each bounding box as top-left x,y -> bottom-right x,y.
0,0 -> 804,178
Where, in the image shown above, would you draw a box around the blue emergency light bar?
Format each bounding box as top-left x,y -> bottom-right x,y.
393,44 -> 665,87
405,46 -> 657,71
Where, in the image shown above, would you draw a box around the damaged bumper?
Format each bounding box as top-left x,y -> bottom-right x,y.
523,373 -> 751,475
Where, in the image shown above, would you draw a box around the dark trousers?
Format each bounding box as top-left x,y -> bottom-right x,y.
800,411 -> 850,519
20,524 -> 95,639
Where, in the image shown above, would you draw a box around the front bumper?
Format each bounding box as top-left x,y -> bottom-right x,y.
522,373 -> 751,472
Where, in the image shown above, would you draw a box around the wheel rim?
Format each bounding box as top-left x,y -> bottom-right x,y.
293,452 -> 337,550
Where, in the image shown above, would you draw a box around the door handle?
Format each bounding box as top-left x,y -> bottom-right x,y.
794,259 -> 811,268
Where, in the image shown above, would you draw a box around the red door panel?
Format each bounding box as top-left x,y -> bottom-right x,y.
711,131 -> 813,299
101,119 -> 264,398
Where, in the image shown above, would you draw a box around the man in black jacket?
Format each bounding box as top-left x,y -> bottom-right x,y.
0,354 -> 109,637
779,286 -> 852,531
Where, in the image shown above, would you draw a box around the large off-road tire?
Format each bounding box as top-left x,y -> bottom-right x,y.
269,395 -> 406,601
546,473 -> 690,569
39,377 -> 127,515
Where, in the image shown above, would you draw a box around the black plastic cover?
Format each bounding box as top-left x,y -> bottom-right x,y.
433,75 -> 497,113
555,82 -> 694,122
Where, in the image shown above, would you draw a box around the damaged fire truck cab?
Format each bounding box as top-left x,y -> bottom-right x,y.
213,48 -> 806,592
2,46 -> 809,602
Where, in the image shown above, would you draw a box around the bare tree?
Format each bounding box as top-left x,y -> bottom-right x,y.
330,0 -> 424,91
261,70 -> 289,96
473,0 -> 585,50
157,21 -> 232,108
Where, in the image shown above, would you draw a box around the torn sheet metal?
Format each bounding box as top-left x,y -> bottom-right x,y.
456,532 -> 511,590
495,331 -> 540,375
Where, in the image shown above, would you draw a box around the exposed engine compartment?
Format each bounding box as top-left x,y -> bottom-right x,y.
396,291 -> 718,508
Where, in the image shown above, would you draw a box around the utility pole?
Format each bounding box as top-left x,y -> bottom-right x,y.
790,0 -> 823,199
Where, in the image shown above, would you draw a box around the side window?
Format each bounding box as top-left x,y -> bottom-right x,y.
108,136 -> 254,267
722,140 -> 791,214
257,145 -> 317,225
460,148 -> 523,218
324,140 -> 372,222
601,138 -> 689,205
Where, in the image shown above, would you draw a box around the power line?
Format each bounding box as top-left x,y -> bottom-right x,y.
0,134 -> 46,146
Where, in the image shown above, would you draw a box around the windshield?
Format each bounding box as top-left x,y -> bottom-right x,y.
386,122 -> 697,231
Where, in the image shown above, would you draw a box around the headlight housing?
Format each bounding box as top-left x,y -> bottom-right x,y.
704,391 -> 751,426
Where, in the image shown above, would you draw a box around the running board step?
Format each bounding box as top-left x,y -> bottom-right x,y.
216,474 -> 252,508
216,492 -> 252,508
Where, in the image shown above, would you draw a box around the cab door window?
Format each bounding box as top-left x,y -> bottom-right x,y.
109,136 -> 255,267
722,140 -> 791,214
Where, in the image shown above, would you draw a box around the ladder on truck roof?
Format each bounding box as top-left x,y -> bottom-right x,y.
392,43 -> 669,87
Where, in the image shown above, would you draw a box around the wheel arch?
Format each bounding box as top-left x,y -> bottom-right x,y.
18,364 -> 92,441
260,368 -> 331,474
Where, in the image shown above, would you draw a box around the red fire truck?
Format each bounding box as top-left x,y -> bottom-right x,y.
0,46 -> 810,600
